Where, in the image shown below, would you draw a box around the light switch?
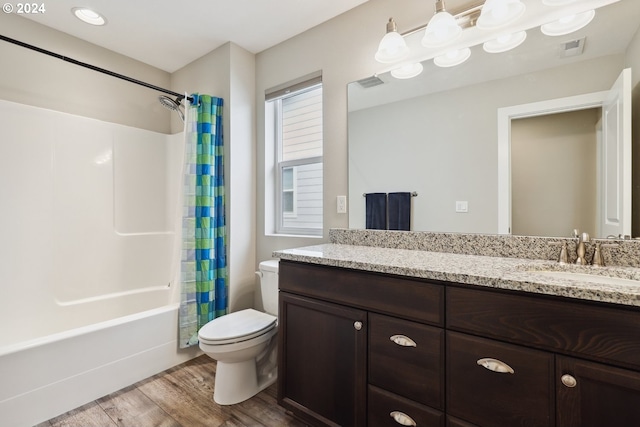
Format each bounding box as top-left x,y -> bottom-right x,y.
337,195 -> 347,213
456,201 -> 468,213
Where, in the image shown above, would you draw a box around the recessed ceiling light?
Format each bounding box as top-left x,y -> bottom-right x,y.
72,7 -> 106,26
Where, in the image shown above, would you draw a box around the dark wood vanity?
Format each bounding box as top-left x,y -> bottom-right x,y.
277,259 -> 640,427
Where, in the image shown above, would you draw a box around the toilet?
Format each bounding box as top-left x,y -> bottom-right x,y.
198,260 -> 279,405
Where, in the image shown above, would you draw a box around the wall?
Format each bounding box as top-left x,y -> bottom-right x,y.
172,43 -> 257,311
254,0 -> 429,262
0,13 -> 172,133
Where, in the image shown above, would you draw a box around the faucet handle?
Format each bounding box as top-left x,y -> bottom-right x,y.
549,241 -> 569,264
591,239 -> 620,267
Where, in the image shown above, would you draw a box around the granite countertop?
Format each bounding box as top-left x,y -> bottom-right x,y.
274,243 -> 640,308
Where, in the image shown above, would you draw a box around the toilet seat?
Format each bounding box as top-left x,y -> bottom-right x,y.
198,309 -> 277,345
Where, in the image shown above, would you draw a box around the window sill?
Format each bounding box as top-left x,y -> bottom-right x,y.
264,233 -> 324,239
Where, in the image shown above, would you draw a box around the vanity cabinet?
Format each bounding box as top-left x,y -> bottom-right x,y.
278,260 -> 640,426
447,285 -> 640,427
278,260 -> 444,427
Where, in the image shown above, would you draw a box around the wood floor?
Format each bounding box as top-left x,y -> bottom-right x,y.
36,355 -> 307,427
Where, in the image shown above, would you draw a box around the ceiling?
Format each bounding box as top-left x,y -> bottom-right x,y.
20,0 -> 369,73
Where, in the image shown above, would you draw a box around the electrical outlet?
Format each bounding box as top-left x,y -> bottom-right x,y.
337,195 -> 347,213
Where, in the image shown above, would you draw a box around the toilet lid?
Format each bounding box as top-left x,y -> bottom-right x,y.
198,308 -> 277,345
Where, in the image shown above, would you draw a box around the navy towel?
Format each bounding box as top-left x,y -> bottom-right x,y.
388,192 -> 411,231
365,193 -> 387,230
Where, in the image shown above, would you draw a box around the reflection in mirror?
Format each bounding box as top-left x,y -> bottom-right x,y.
348,0 -> 640,238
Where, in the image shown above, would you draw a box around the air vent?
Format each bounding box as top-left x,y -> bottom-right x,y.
559,37 -> 585,58
357,75 -> 384,88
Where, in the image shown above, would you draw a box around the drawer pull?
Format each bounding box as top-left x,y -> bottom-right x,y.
354,321 -> 363,331
561,374 -> 577,388
390,410 -> 417,426
390,334 -> 417,347
477,357 -> 515,374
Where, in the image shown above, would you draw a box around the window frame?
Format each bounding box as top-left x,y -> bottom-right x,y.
267,77 -> 323,237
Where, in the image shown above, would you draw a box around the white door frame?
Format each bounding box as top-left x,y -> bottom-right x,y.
497,91 -> 608,234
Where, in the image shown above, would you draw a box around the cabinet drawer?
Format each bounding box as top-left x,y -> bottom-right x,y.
447,286 -> 640,370
369,313 -> 444,409
368,385 -> 444,427
447,331 -> 554,427
280,261 -> 444,325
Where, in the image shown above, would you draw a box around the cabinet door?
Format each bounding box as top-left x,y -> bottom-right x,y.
557,356 -> 640,426
278,292 -> 367,427
447,332 -> 554,427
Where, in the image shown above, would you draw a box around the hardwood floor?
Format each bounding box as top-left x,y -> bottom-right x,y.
36,355 -> 307,427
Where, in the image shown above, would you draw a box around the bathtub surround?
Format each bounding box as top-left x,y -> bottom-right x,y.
0,100 -> 197,427
179,94 -> 228,348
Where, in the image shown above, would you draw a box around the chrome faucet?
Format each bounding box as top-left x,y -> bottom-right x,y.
573,229 -> 590,265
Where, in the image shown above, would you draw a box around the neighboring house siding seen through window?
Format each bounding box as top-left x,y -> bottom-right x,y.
266,76 -> 323,236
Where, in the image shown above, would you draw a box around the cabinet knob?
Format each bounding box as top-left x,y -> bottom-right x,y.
353,321 -> 363,331
561,374 -> 577,388
476,358 -> 515,374
390,334 -> 417,347
390,410 -> 417,426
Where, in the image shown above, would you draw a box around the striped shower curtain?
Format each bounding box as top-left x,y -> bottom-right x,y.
179,94 -> 228,348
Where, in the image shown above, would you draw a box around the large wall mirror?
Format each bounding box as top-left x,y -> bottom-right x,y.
348,0 -> 639,238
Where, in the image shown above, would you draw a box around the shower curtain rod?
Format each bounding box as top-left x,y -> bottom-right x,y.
0,35 -> 194,104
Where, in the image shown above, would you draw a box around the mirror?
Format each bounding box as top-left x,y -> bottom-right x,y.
348,0 -> 639,238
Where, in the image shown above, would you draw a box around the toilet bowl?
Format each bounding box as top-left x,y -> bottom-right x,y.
198,260 -> 279,405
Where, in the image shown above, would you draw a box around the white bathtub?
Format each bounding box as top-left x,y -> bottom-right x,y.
0,102 -> 198,426
0,286 -> 198,427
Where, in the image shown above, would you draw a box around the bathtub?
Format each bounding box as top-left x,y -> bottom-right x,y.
0,285 -> 198,427
0,102 -> 198,426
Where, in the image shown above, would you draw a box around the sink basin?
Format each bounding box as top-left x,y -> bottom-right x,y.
527,270 -> 640,287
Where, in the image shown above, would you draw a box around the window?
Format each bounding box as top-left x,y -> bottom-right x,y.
266,76 -> 323,236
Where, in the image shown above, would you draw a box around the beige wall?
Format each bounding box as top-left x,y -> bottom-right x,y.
0,13 -> 172,133
255,0 -> 431,262
171,43 -> 257,311
511,109 -> 600,237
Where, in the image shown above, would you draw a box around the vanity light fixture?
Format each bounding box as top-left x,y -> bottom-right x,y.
422,0 -> 462,48
542,0 -> 578,6
483,30 -> 527,53
375,18 -> 410,63
476,0 -> 526,30
434,47 -> 471,67
391,62 -> 424,79
72,7 -> 106,26
373,0 -> 605,78
540,9 -> 595,36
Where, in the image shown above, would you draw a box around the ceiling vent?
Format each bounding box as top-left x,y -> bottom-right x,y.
357,75 -> 385,88
559,37 -> 585,58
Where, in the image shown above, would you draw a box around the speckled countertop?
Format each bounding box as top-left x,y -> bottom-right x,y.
274,243 -> 640,308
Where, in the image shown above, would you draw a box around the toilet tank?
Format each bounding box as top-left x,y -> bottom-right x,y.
258,260 -> 279,316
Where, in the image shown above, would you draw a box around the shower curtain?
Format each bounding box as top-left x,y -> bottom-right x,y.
179,94 -> 228,348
